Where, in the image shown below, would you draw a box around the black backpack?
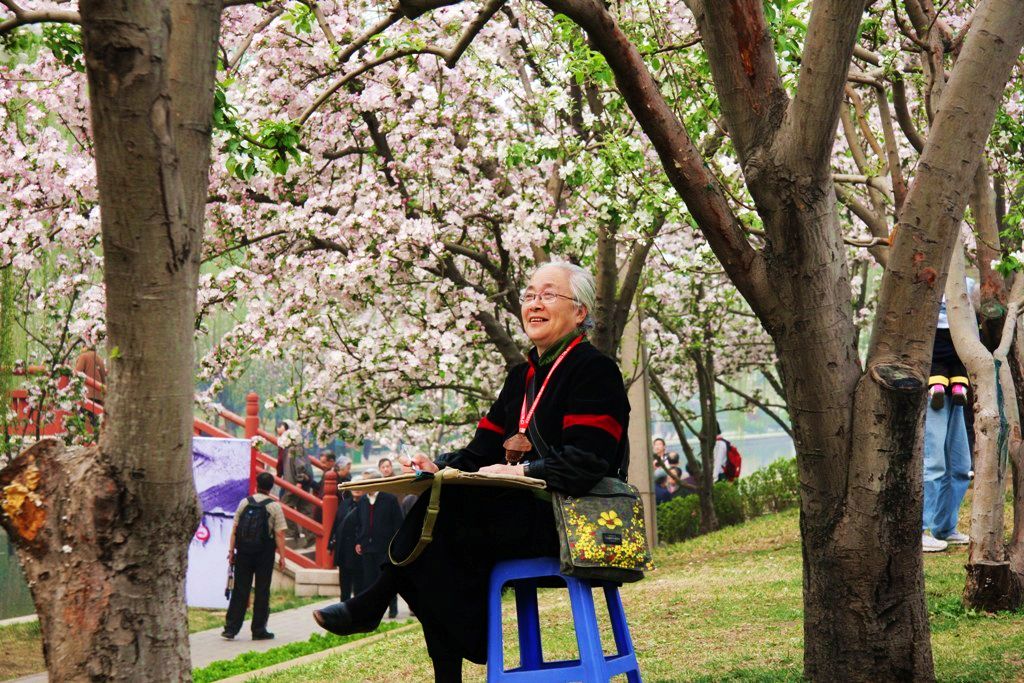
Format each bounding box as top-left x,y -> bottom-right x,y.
235,496 -> 274,552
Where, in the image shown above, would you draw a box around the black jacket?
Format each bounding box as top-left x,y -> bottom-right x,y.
438,339 -> 630,497
328,493 -> 360,567
353,492 -> 403,555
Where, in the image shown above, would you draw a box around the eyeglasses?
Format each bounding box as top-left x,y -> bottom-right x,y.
519,291 -> 578,305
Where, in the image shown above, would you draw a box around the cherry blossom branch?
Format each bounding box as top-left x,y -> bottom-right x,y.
613,214 -> 666,346
300,0 -> 338,48
336,7 -> 404,63
297,0 -> 504,126
226,5 -> 285,72
0,0 -> 79,34
202,229 -> 290,263
297,48 -> 445,125
715,376 -> 793,438
544,0 -> 773,320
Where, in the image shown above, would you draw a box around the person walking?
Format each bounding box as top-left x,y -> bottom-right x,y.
222,472 -> 287,640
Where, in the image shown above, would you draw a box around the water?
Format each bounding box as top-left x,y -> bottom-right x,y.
0,528 -> 35,620
664,431 -> 795,476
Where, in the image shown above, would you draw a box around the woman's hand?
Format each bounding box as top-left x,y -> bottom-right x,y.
478,463 -> 526,477
401,453 -> 439,474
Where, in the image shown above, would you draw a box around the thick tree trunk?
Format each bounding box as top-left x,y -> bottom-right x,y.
0,1 -> 222,679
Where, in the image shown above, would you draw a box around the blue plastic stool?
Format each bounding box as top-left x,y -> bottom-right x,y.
486,557 -> 641,682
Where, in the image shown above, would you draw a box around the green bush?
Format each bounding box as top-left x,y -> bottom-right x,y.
655,458 -> 800,545
657,482 -> 745,544
737,457 -> 800,519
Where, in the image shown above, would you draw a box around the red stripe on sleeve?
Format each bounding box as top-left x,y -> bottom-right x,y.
562,414 -> 623,442
478,415 -> 504,435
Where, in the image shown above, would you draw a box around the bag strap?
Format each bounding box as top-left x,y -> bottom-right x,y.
388,472 -> 444,567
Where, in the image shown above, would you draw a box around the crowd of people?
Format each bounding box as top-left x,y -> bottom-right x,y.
650,429 -> 738,505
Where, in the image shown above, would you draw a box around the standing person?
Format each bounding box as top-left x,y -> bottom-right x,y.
352,470 -> 403,619
277,420 -> 312,543
377,457 -> 394,478
222,472 -> 287,640
313,261 -> 630,681
329,478 -> 364,600
74,345 -> 107,404
652,437 -> 667,467
922,280 -> 976,552
316,452 -> 336,498
74,345 -> 106,431
654,469 -> 673,504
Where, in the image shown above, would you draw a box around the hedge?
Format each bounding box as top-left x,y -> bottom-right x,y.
656,457 -> 798,544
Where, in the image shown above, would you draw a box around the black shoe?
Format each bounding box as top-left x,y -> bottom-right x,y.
313,601 -> 381,636
252,631 -> 275,640
220,630 -> 236,640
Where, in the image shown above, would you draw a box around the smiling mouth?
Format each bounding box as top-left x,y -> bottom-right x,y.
528,317 -> 548,323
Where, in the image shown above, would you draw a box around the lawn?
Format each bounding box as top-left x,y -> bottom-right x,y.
248,507 -> 1024,683
0,591 -> 324,681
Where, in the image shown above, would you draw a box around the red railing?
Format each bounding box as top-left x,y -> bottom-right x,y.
8,368 -> 338,571
195,393 -> 338,570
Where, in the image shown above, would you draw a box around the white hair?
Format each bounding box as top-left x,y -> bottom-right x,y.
532,262 -> 597,331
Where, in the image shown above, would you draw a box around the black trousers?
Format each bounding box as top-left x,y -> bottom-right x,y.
338,560 -> 364,601
225,547 -> 275,635
362,550 -> 398,617
389,487 -> 558,664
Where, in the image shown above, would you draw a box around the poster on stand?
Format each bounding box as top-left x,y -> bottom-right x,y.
185,436 -> 251,609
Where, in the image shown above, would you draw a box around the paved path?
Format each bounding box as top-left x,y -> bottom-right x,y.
11,596 -> 412,682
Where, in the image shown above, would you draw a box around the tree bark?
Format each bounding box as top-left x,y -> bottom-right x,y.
692,348 -> 719,533
947,242 -> 1024,611
0,1 -> 222,679
1010,317 -> 1024,578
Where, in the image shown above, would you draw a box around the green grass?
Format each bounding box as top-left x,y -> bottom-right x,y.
0,591 -> 324,681
249,507 -> 1024,683
0,620 -> 42,680
192,621 -> 412,683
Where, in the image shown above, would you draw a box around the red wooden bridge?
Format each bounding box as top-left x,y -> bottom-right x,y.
7,368 -> 339,570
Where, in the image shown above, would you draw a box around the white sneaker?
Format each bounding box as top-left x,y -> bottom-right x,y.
939,531 -> 969,545
922,533 -> 948,553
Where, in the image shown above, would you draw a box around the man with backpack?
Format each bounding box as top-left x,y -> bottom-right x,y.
713,423 -> 742,482
222,471 -> 288,640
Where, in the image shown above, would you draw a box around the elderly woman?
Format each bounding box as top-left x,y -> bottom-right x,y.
313,262 -> 630,681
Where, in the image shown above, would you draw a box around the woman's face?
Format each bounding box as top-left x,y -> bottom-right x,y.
521,267 -> 586,352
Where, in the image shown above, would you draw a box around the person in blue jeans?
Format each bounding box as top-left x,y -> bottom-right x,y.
922,394 -> 971,552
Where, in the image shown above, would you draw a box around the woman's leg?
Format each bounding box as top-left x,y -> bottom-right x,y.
430,654 -> 462,683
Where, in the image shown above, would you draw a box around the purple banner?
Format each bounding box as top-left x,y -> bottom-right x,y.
186,437 -> 251,609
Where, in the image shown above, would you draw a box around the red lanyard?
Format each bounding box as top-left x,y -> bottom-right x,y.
518,335 -> 584,434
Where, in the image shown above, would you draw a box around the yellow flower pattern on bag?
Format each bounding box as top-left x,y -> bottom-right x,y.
598,510 -> 623,528
558,487 -> 654,578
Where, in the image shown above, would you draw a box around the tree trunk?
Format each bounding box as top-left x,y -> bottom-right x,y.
947,242 -> 1024,610
0,1 -> 222,678
692,348 -> 719,533
1009,318 -> 1024,579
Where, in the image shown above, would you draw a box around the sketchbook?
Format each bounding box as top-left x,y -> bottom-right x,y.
337,467 -> 547,497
